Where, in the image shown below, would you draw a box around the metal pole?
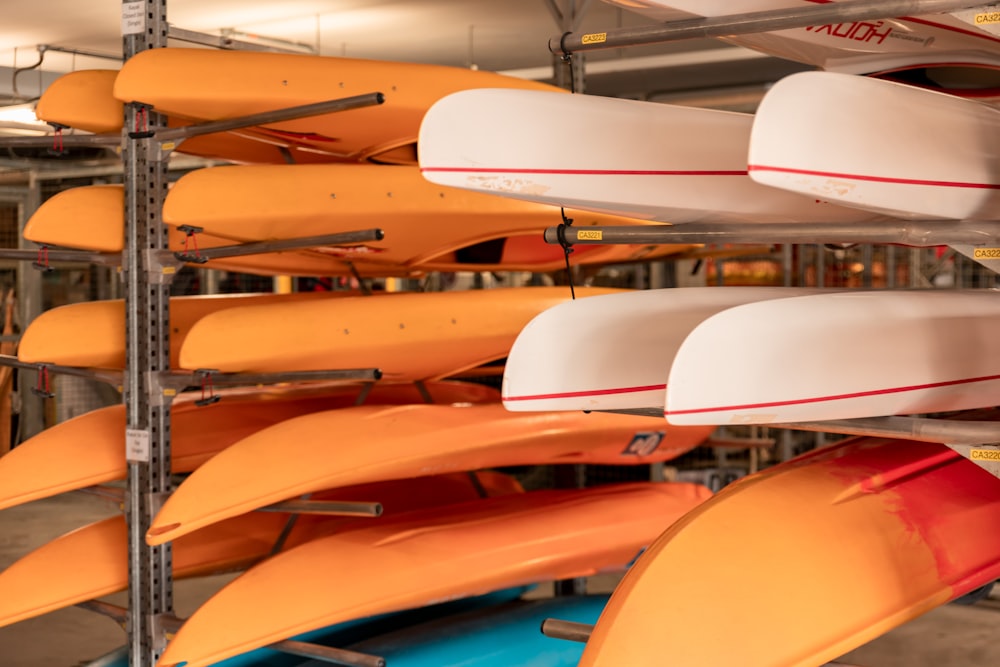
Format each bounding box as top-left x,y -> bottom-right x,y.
781,244 -> 793,287
816,244 -> 826,288
541,618 -> 594,642
541,220 -> 1000,247
779,416 -> 1000,446
550,0 -> 989,54
16,174 -> 44,440
861,244 -> 874,288
122,2 -> 172,665
546,0 -> 591,92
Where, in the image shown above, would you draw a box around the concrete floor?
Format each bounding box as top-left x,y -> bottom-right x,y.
0,493 -> 997,667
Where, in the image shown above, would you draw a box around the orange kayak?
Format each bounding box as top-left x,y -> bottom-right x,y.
0,471 -> 523,628
155,482 -> 712,667
579,430 -> 1000,667
16,291 -> 355,369
25,180 -> 691,277
111,48 -> 565,165
0,380 -> 498,511
23,184 -> 363,277
36,49 -> 563,166
18,286 -> 610,375
146,403 -> 713,545
35,70 -> 348,165
161,163 -> 695,274
176,286 -> 619,378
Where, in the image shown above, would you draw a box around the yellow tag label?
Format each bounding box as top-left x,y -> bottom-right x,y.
581,32 -> 607,45
971,448 -> 1000,461
577,230 -> 603,241
973,247 -> 1000,259
163,388 -> 177,397
975,11 -> 1000,25
162,266 -> 177,275
162,141 -> 176,151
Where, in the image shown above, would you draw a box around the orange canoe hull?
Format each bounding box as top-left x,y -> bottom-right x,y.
112,48 -> 564,165
156,482 -> 711,667
177,286 -> 620,379
22,184 -> 393,277
147,403 -> 713,544
580,429 -> 1000,667
17,291 -> 358,369
0,380 -> 499,511
162,163 -> 695,273
0,471 -> 523,628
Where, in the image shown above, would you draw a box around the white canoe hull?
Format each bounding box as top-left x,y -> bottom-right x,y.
502,287 -> 827,412
605,0 -> 1000,87
749,71 -> 1000,220
418,89 -> 889,224
665,289 -> 1000,425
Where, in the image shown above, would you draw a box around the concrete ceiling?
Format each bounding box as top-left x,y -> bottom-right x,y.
0,0 -> 803,105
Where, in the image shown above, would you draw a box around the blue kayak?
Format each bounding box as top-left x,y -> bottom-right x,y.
303,594 -> 610,667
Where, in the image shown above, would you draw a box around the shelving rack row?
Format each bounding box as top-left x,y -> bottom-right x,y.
15,0 -> 993,664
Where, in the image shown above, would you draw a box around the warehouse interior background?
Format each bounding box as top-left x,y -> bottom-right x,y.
0,2 -> 998,666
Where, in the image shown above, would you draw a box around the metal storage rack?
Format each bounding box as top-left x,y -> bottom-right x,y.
120,5 -> 172,663
16,0 -> 990,662
115,4 -> 382,664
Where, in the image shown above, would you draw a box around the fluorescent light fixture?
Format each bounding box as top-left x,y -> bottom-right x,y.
0,102 -> 53,136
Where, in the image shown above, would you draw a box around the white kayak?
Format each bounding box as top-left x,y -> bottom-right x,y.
418,88 -> 891,224
748,71 -> 1000,221
665,289 -> 1000,425
502,287 -> 826,413
604,0 -> 1000,90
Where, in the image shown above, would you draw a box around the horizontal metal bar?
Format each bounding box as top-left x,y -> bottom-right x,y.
541,618 -> 593,643
0,155 -> 221,184
0,354 -> 124,386
259,500 -> 383,517
74,485 -> 126,505
778,416 -> 1000,445
155,93 -> 385,143
0,133 -> 120,149
0,247 -> 122,266
76,600 -> 130,627
601,407 -> 663,418
609,409 -> 1000,446
38,43 -> 123,62
167,25 -> 315,54
704,436 -> 777,449
544,220 -> 1000,247
157,368 -> 383,394
551,0 -> 988,53
172,229 -> 385,262
276,639 -> 385,667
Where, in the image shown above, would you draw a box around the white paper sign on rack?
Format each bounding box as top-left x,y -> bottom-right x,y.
126,428 -> 151,463
122,2 -> 146,36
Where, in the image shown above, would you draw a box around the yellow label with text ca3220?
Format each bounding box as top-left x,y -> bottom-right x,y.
581,32 -> 607,45
975,11 -> 1000,25
971,449 -> 1000,461
973,247 -> 1000,259
577,230 -> 603,241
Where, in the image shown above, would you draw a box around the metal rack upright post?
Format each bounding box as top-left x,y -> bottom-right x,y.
121,2 -> 172,665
